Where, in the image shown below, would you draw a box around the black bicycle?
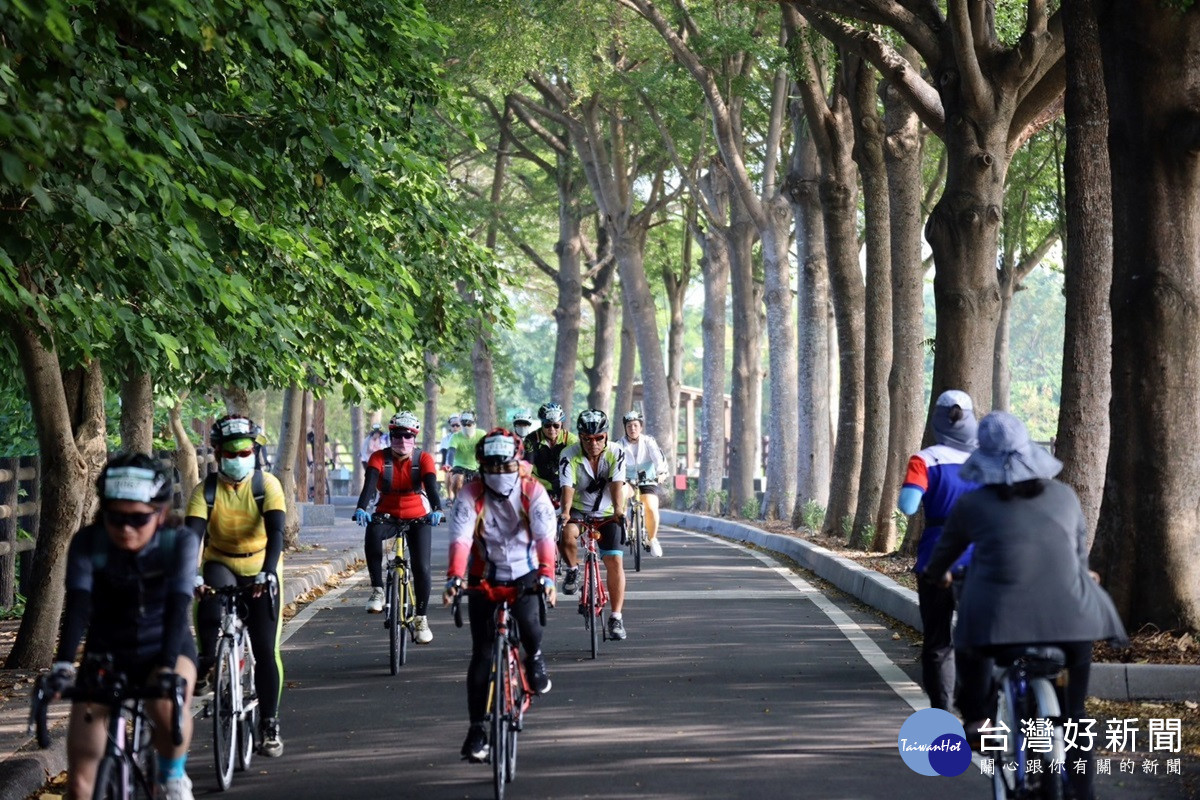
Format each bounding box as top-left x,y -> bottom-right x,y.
29,655 -> 184,800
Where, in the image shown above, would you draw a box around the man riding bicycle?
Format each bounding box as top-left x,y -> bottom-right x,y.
189,414 -> 286,759
50,453 -> 200,800
615,409 -> 669,557
354,411 -> 445,643
438,415 -> 461,500
523,403 -> 577,573
443,428 -> 557,763
446,410 -> 486,498
510,408 -> 535,439
558,409 -> 628,640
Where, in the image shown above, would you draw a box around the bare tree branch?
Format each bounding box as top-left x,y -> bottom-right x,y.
1014,230 -> 1059,285
640,91 -> 720,224
1008,61 -> 1065,151
948,0 -> 990,109
791,0 -> 942,64
507,94 -> 569,157
499,224 -> 558,282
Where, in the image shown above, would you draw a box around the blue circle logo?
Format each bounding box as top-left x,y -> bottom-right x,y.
897,708 -> 971,776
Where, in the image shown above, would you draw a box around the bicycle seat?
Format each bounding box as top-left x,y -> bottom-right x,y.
991,645 -> 1067,676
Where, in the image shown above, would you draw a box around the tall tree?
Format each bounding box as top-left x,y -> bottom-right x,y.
1092,1 -> 1200,630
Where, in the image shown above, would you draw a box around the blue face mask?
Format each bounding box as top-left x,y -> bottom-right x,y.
220,454 -> 255,482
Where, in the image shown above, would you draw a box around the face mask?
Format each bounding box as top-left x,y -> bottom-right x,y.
514,423 -> 531,437
483,471 -> 519,498
392,437 -> 416,456
220,454 -> 255,482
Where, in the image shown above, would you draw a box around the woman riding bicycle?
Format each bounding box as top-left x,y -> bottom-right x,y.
443,428 -> 557,764
923,411 -> 1127,800
50,453 -> 200,800
354,411 -> 445,642
615,409 -> 669,557
189,414 -> 287,759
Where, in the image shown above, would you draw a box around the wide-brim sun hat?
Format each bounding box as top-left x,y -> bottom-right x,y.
959,411 -> 1062,485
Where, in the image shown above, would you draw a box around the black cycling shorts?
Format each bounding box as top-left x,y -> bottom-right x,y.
636,484 -> 658,498
568,509 -> 624,554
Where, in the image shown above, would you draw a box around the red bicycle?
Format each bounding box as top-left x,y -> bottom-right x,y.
452,581 -> 547,800
573,514 -> 620,659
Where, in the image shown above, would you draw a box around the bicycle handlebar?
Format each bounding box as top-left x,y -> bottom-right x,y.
29,669 -> 185,748
450,584 -> 550,628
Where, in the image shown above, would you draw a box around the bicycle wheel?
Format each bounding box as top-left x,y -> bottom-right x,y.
990,677 -> 1017,800
399,564 -> 414,667
505,649 -> 522,782
587,556 -> 599,659
212,638 -> 237,790
237,637 -> 259,771
632,508 -> 643,573
91,752 -> 123,800
133,710 -> 158,799
1030,679 -> 1066,800
387,569 -> 401,674
491,636 -> 508,799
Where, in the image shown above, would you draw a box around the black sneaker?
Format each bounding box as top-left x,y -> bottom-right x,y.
258,718 -> 284,758
461,724 -> 489,763
525,652 -> 552,695
561,568 -> 579,595
608,616 -> 627,641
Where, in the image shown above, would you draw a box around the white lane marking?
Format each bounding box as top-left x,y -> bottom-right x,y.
624,590 -> 791,600
280,573 -> 368,645
673,527 -> 930,712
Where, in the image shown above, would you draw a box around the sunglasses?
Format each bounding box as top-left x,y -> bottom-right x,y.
581,434 -> 606,443
222,447 -> 253,459
544,423 -> 562,429
104,509 -> 157,528
451,424 -> 461,429
395,430 -> 417,440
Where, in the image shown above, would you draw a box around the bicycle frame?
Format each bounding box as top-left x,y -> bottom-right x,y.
374,512 -> 419,673
574,515 -> 617,658
986,647 -> 1068,800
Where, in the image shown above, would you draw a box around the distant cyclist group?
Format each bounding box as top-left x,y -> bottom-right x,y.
39,401 -> 669,798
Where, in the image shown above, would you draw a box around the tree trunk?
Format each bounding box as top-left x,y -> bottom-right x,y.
1057,0 -> 1112,543
586,255 -> 620,415
1092,1 -> 1200,630
5,310 -> 107,667
221,386 -> 251,416
993,261 -> 1016,412
470,337 -> 498,430
350,405 -> 364,492
295,391 -> 309,509
169,400 -> 200,504
312,396 -> 327,505
422,352 -> 439,453
761,195 -> 798,521
664,219 -> 692,445
727,207 -> 761,517
119,371 -> 154,454
552,157 -> 584,421
849,60 -> 893,549
612,288 -> 636,422
788,116 -> 832,523
697,163 -> 732,510
876,57 -> 926,552
273,384 -> 303,548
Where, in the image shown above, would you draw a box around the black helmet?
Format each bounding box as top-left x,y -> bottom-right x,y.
210,414 -> 259,450
576,408 -> 608,436
538,403 -> 565,424
96,452 -> 172,505
475,428 -> 524,467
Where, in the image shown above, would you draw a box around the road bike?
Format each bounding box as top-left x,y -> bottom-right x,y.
982,645 -> 1069,800
625,470 -> 649,572
574,514 -> 619,659
374,512 -> 421,673
453,582 -> 548,800
204,584 -> 266,790
29,654 -> 185,800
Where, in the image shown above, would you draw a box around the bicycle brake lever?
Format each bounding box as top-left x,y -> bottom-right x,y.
452,594 -> 464,628
170,675 -> 185,747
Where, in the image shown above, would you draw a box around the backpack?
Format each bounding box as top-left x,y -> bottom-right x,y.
380,448 -> 424,496
466,476 -> 543,578
204,470 -> 266,518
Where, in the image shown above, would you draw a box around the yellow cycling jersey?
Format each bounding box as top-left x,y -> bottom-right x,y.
186,471 -> 286,576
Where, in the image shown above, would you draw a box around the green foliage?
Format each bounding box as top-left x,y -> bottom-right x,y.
682,486 -> 697,510
892,509 -> 909,548
704,489 -> 727,516
740,497 -> 761,520
800,500 -> 826,532
839,514 -> 853,539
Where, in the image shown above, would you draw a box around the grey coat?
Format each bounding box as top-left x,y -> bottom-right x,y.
924,479 -> 1127,648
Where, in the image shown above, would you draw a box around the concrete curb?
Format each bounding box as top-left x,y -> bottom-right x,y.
283,546 -> 363,607
662,509 -> 1200,703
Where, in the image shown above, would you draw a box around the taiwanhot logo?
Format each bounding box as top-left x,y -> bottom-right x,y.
897,708 -> 972,777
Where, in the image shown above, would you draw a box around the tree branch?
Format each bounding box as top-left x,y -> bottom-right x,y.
1014,230 -> 1059,285
498,223 -> 558,282
1008,61 -> 1065,152
507,94 -> 569,157
793,0 -> 942,64
948,0 -> 990,109
640,91 -> 720,224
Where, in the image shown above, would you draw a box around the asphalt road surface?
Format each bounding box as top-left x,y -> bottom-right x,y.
182,525 -> 1181,799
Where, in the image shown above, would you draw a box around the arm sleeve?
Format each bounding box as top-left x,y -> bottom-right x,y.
160,528 -> 199,666
355,466 -> 380,510
57,589 -> 91,664
653,438 -> 669,477
446,491 -> 478,577
262,509 -> 285,576
529,486 -> 557,578
423,470 -> 442,511
898,486 -> 924,516
923,499 -> 972,580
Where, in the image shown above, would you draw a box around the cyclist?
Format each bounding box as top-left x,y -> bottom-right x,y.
353,411 -> 445,644
523,403 -> 577,572
188,414 -> 286,759
511,408 -> 535,439
558,409 -> 628,639
924,411 -> 1126,800
438,415 -> 461,499
446,410 -> 485,498
614,409 -> 669,557
359,422 -> 390,474
442,428 -> 557,763
49,453 -> 200,800
897,389 -> 979,712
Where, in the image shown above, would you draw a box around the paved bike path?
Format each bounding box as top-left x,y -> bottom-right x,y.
185,525 -> 989,799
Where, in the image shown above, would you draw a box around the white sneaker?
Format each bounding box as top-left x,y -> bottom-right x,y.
366,586 -> 385,613
161,774 -> 194,800
414,615 -> 433,644
649,538 -> 663,557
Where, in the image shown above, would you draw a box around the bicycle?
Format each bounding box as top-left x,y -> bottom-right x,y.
29,654 -> 185,800
625,470 -> 649,572
981,645 -> 1069,800
204,583 -> 267,790
573,514 -> 619,659
374,512 -> 421,674
452,581 -> 548,800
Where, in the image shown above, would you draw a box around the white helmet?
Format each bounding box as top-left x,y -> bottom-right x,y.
389,411 -> 420,434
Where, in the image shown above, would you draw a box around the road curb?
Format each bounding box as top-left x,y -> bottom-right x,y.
662,510 -> 1200,703
283,546 -> 363,607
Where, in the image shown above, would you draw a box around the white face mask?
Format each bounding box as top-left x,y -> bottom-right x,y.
220,454 -> 255,482
483,471 -> 519,498
514,423 -> 531,437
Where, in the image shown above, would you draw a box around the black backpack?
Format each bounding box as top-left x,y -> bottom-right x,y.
381,448 -> 424,496
203,470 -> 266,517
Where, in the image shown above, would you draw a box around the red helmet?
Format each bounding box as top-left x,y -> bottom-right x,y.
475,428 -> 524,467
